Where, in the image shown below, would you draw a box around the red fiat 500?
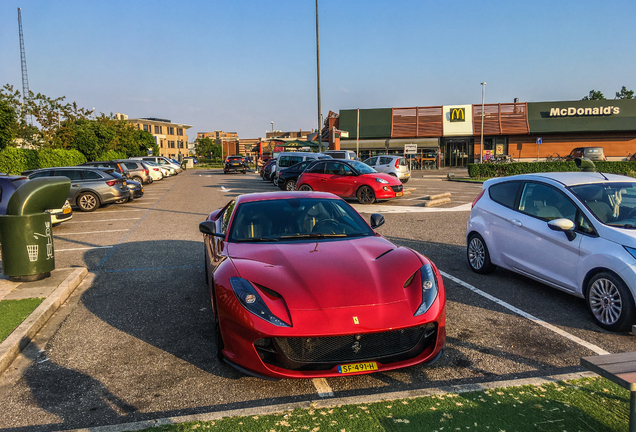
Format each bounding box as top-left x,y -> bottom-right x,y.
296,159 -> 403,204
199,192 -> 446,379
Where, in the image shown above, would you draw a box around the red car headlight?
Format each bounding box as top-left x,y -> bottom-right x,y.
414,264 -> 439,316
230,277 -> 291,327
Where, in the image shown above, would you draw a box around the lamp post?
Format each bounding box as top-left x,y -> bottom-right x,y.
480,82 -> 486,164
316,0 -> 322,153
270,121 -> 274,136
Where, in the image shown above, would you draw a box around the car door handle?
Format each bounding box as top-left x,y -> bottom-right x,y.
71,184 -> 80,187
320,178 -> 328,181
510,219 -> 523,227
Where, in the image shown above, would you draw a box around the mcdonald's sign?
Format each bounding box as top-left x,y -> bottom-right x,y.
450,108 -> 465,122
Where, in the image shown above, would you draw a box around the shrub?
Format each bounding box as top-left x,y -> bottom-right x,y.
0,148 -> 87,175
468,161 -> 636,178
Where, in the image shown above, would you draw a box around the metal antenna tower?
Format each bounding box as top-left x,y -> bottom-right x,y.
17,7 -> 32,125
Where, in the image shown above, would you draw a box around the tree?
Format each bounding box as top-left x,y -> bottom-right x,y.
615,86 -> 635,99
195,137 -> 221,159
0,99 -> 17,150
582,90 -> 605,100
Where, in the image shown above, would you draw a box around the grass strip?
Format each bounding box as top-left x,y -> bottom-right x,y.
137,377 -> 629,432
0,298 -> 44,342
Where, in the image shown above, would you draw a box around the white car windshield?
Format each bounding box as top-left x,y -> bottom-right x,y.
570,182 -> 636,228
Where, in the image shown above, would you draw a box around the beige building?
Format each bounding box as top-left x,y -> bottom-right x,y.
197,131 -> 240,158
125,115 -> 193,158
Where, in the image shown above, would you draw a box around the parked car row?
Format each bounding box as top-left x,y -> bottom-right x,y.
256,153 -> 405,204
20,156 -> 182,213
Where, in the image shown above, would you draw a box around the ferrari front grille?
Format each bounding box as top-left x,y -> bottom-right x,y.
273,324 -> 434,363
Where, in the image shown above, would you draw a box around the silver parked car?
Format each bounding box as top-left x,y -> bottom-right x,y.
466,159 -> 636,331
115,159 -> 154,184
363,155 -> 411,183
23,167 -> 131,212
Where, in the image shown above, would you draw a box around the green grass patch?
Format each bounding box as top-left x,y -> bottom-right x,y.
0,298 -> 44,342
137,377 -> 629,432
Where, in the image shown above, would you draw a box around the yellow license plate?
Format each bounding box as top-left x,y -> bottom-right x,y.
63,208 -> 71,214
338,362 -> 378,374
396,192 -> 403,197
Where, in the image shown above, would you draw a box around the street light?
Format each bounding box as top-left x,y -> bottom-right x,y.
270,121 -> 274,135
480,82 -> 486,164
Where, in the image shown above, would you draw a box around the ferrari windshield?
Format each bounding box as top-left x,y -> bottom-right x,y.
569,182 -> 636,228
228,197 -> 375,242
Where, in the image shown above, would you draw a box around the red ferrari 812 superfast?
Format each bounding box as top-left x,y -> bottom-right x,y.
199,191 -> 446,379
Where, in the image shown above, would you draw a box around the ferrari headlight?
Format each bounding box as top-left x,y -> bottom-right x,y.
230,277 -> 290,327
375,177 -> 389,184
414,264 -> 439,316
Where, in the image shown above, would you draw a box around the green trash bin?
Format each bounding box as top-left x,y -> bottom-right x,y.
0,177 -> 70,282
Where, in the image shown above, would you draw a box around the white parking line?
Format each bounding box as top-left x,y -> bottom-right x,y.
353,203 -> 472,214
440,270 -> 610,355
55,229 -> 130,235
63,218 -> 141,224
312,378 -> 334,397
56,246 -> 113,252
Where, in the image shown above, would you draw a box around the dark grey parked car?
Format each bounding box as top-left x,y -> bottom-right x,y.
22,167 -> 131,212
115,159 -> 153,184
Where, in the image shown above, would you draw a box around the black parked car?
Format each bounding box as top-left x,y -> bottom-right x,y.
79,161 -> 131,178
224,155 -> 248,174
262,160 -> 277,181
276,160 -> 316,191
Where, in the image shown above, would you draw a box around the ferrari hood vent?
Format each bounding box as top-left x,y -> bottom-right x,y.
375,248 -> 395,260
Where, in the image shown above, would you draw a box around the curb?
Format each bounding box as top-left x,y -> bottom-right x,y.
0,267 -> 88,377
65,370 -> 598,432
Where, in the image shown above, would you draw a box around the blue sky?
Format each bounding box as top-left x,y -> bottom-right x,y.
1,0 -> 634,140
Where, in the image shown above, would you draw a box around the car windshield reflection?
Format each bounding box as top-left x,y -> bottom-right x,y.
228,197 -> 374,242
570,182 -> 636,228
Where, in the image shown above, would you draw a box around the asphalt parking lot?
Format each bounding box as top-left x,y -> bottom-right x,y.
0,168 -> 635,431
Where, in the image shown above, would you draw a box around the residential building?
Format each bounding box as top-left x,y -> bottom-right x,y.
126,116 -> 193,159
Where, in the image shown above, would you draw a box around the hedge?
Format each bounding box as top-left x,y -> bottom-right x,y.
468,161 -> 636,179
0,148 -> 87,175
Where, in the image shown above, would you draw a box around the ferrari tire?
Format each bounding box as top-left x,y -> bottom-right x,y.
214,310 -> 225,361
467,233 -> 496,274
298,184 -> 312,191
77,192 -> 100,212
356,186 -> 376,204
586,271 -> 635,332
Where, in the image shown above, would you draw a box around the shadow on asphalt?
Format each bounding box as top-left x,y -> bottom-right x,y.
385,235 -> 612,335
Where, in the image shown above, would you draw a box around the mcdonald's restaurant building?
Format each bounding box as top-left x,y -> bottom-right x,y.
334,99 -> 636,167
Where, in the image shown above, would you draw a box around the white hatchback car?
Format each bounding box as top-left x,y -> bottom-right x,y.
466,163 -> 636,331
363,155 -> 411,183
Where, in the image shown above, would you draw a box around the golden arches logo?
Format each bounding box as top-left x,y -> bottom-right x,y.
450,108 -> 465,122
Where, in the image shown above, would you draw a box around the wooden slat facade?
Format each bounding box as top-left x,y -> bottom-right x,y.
473,103 -> 529,136
391,106 -> 443,138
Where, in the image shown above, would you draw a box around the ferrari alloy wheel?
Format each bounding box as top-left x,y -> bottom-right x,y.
356,186 -> 376,204
213,306 -> 225,361
298,184 -> 312,191
467,233 -> 495,274
586,272 -> 634,332
77,192 -> 99,212
285,180 -> 297,191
